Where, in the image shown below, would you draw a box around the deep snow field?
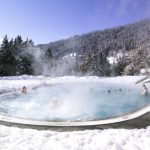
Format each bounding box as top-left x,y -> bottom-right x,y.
0,75 -> 150,150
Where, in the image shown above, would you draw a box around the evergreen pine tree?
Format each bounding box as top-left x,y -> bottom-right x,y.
0,36 -> 16,76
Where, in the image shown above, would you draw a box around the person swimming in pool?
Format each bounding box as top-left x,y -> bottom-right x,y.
50,97 -> 60,110
21,86 -> 27,94
141,84 -> 148,96
108,90 -> 111,94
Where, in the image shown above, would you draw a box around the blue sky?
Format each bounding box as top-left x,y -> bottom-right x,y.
0,0 -> 150,44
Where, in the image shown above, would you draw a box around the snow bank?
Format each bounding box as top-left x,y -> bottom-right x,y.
0,125 -> 150,150
0,75 -> 150,150
0,75 -> 149,89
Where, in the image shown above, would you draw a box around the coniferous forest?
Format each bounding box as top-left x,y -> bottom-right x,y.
0,19 -> 150,77
0,35 -> 34,76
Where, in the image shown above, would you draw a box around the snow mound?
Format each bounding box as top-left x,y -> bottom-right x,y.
0,125 -> 150,150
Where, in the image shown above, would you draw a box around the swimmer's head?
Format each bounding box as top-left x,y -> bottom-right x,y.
143,84 -> 146,87
108,90 -> 111,93
23,86 -> 26,89
143,84 -> 147,89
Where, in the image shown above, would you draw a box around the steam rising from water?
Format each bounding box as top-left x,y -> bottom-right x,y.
25,46 -> 49,75
25,45 -> 78,76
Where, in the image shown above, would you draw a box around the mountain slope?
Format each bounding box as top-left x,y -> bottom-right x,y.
38,19 -> 150,58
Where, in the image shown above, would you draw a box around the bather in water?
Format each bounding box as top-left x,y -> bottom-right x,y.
19,86 -> 27,94
50,97 -> 60,110
141,84 -> 148,96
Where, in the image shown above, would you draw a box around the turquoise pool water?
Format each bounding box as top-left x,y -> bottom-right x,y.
0,83 -> 149,121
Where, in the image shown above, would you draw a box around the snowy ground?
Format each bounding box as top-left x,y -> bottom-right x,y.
0,125 -> 150,150
0,75 -> 150,150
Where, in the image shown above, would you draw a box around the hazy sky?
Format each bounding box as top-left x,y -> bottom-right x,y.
0,0 -> 150,44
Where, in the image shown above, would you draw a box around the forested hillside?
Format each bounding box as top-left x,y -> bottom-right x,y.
38,19 -> 150,76
0,19 -> 150,76
38,19 -> 150,57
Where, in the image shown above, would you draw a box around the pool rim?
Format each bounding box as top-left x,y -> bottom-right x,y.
0,105 -> 150,127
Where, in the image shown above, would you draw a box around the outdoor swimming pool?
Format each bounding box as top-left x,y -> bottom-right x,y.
0,82 -> 149,122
